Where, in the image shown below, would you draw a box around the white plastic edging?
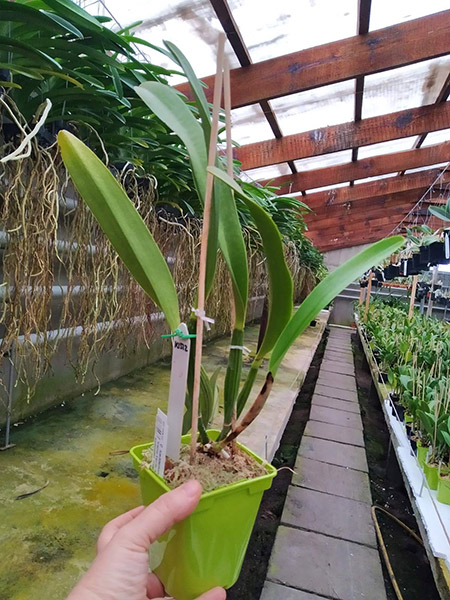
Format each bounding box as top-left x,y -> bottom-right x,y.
356,314 -> 450,572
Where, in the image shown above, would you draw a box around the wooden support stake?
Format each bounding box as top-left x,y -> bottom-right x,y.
427,266 -> 438,317
409,275 -> 418,319
359,286 -> 365,306
190,33 -> 226,463
364,272 -> 373,321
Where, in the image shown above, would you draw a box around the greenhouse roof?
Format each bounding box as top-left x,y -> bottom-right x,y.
82,0 -> 450,251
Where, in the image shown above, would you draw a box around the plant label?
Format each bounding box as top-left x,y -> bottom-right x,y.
166,323 -> 191,461
152,409 -> 168,477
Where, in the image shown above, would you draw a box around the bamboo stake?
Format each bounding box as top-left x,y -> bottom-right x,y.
190,34 -> 226,463
364,271 -> 373,321
409,274 -> 418,319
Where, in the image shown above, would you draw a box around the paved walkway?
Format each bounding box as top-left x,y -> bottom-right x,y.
261,326 -> 387,600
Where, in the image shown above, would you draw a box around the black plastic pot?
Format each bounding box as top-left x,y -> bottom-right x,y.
411,253 -> 422,271
390,396 -> 405,422
428,242 -> 446,265
384,265 -> 400,280
406,423 -> 412,439
378,372 -> 387,384
374,269 -> 384,282
419,246 -> 430,266
406,258 -> 420,276
410,436 -> 418,454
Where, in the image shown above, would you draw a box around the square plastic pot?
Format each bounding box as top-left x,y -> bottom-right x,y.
130,431 -> 277,600
416,442 -> 429,469
437,474 -> 450,505
424,459 -> 439,491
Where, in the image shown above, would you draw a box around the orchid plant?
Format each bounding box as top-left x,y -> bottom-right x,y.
58,43 -> 404,459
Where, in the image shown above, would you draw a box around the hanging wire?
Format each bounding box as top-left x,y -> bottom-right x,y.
388,162 -> 450,236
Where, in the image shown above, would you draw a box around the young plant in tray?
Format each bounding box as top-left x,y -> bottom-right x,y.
58,40 -> 404,600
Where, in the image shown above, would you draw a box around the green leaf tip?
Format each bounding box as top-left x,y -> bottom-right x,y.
269,235 -> 404,375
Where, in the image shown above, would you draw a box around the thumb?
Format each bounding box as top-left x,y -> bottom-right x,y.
115,479 -> 202,551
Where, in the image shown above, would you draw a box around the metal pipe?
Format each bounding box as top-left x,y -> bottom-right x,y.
3,342 -> 15,449
0,295 -> 265,347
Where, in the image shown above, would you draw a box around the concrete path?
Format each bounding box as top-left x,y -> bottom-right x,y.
261,326 -> 387,600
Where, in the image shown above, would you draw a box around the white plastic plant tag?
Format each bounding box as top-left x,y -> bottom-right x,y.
166,323 -> 191,462
445,232 -> 449,260
152,409 -> 168,477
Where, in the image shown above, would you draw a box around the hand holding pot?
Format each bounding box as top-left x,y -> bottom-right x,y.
66,480 -> 226,600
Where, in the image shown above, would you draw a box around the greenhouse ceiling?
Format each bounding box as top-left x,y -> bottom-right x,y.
80,0 -> 450,251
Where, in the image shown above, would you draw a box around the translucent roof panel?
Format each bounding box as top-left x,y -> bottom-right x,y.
363,58 -> 450,119
230,104 -> 275,146
355,173 -> 399,185
370,0 -> 449,30
421,129 -> 450,147
245,163 -> 291,182
406,164 -> 449,174
294,150 -> 353,173
87,0 -> 240,82
270,80 -> 355,136
227,0 -> 356,63
305,182 -> 349,194
357,137 -> 419,159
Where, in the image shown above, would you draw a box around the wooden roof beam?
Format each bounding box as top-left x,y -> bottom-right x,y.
306,225 -> 412,252
176,11 -> 450,109
306,202 -> 434,231
308,190 -> 445,224
410,71 -> 450,152
300,168 -> 450,211
235,102 -> 450,170
209,0 -> 297,174
259,141 -> 450,193
351,0 -> 373,174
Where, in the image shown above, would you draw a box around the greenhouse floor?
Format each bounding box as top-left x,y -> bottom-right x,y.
0,321 -> 327,600
261,326 -> 387,600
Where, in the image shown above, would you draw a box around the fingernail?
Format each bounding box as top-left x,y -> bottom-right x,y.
183,479 -> 202,498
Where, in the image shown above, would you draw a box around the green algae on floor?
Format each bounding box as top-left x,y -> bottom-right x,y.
0,326 -> 262,600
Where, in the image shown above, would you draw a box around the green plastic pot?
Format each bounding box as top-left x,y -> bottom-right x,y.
130,431 -> 277,600
424,459 -> 439,491
416,441 -> 429,469
437,475 -> 450,505
404,413 -> 413,425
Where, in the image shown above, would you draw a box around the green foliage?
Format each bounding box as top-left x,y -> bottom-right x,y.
55,35 -> 404,448
429,197 -> 450,223
362,299 -> 450,466
1,0 -> 194,199
269,237 -> 404,375
58,130 -> 180,331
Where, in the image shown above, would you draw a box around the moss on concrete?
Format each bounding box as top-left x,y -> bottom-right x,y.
0,327 -> 261,600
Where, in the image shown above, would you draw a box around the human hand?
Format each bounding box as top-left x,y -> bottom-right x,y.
67,480 -> 225,600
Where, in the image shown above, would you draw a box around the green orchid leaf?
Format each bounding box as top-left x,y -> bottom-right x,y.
269,236 -> 405,374
135,81 -> 221,299
58,131 -> 180,331
0,36 -> 63,70
215,178 -> 248,329
429,205 -> 450,222
208,166 -> 293,359
163,41 -> 211,140
135,81 -> 206,200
